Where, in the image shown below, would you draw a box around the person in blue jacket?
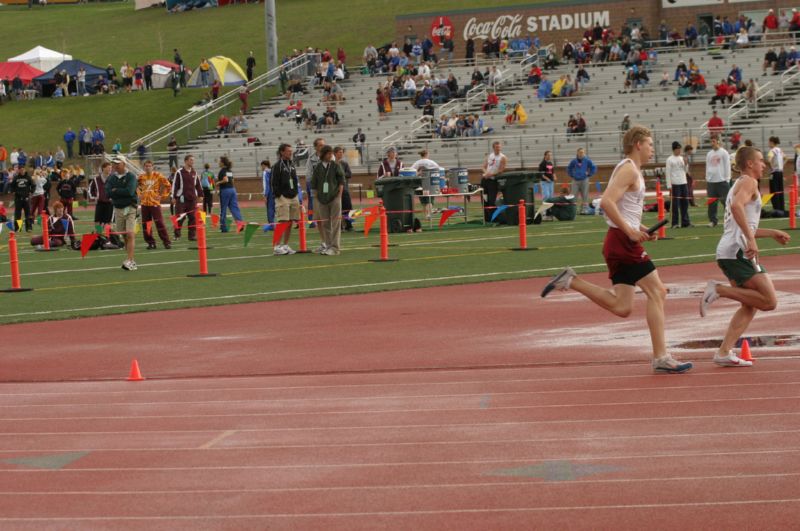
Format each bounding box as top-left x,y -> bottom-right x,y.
567,147 -> 597,214
537,74 -> 553,100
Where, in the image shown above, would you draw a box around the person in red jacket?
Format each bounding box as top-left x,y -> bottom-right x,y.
171,154 -> 203,241
708,110 -> 725,137
763,9 -> 779,38
710,80 -> 730,106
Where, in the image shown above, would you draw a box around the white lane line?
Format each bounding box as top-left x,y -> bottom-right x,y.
3,498 -> 800,520
3,248 -> 799,319
1,367 -> 798,398
2,472 -> 799,495
1,393 -> 798,419
0,411 -> 793,436
2,381 -> 797,416
197,430 -> 237,450
0,429 -> 797,453
2,448 -> 799,473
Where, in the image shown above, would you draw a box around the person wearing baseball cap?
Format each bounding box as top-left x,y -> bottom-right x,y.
106,155 -> 139,270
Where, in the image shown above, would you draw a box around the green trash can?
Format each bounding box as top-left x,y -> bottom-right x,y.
496,171 -> 540,225
374,175 -> 421,233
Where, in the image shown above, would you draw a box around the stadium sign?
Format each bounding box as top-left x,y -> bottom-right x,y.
461,10 -> 611,40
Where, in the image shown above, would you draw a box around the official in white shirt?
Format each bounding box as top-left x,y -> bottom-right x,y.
666,141 -> 692,228
705,136 -> 731,227
767,136 -> 785,212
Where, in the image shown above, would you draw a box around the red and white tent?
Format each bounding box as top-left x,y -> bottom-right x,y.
0,61 -> 45,84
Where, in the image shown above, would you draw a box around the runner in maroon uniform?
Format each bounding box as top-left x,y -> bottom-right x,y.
541,126 -> 693,374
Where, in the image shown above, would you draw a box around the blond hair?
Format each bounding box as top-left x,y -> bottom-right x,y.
735,146 -> 760,174
622,125 -> 652,155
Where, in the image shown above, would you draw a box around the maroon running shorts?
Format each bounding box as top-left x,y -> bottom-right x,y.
602,227 -> 655,286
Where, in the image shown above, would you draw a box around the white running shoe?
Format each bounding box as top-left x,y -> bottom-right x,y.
713,350 -> 753,367
700,280 -> 719,317
321,247 -> 339,256
541,266 -> 576,297
652,354 -> 693,374
283,245 -> 296,255
273,245 -> 289,256
129,260 -> 138,271
313,243 -> 328,254
121,260 -> 136,271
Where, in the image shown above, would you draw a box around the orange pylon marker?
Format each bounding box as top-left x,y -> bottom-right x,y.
740,339 -> 754,362
127,359 -> 145,381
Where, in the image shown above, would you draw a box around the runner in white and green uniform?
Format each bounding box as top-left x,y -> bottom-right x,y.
700,146 -> 791,367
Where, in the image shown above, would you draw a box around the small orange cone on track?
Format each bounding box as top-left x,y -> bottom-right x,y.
127,359 -> 145,381
740,339 -> 754,362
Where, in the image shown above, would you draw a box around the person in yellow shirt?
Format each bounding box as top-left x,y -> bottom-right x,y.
199,58 -> 211,88
137,160 -> 172,250
552,75 -> 567,98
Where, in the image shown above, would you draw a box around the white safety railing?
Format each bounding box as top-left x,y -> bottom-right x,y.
780,64 -> 799,95
128,53 -> 318,154
120,122 -> 800,180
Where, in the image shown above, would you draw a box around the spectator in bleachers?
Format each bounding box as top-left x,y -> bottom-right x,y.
538,151 -> 556,200
690,72 -> 707,94
376,87 -> 386,120
685,23 -> 699,48
403,75 -> 416,100
710,79 -> 732,106
659,71 -> 670,87
673,61 -> 688,81
731,27 -> 749,51
777,46 -> 790,71
708,110 -> 725,137
551,75 -> 567,98
465,37 -> 475,65
763,9 -> 780,38
562,39 -> 575,62
446,73 -> 458,96
745,78 -> 758,103
537,74 -> 553,100
527,64 -> 542,85
762,48 -> 779,75
676,72 -> 691,98
415,81 -> 433,108
575,65 -> 590,90
315,106 -> 339,132
608,41 -> 622,62
470,67 -> 484,87
483,90 -> 499,111
620,114 -> 631,132
730,131 -> 742,150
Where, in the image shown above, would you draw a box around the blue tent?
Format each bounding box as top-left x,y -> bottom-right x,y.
33,59 -> 107,96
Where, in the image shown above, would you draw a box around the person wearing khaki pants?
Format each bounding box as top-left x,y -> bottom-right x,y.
311,145 -> 345,255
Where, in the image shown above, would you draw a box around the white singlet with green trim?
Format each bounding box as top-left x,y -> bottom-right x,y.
716,177 -> 761,260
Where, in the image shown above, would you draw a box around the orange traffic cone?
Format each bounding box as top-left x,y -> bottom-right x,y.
127,359 -> 145,381
740,339 -> 754,362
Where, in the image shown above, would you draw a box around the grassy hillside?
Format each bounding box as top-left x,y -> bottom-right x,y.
0,0 -> 548,154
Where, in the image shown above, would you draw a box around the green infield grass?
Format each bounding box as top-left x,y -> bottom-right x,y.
1,201 -> 796,324
1,0 -> 551,153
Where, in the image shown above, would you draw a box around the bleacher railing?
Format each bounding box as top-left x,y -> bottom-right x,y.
128,53 -> 319,155
130,122 -> 799,180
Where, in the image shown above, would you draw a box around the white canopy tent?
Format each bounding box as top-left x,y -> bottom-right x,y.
7,46 -> 73,73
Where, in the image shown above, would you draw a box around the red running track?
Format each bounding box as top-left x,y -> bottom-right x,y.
0,257 -> 798,382
0,257 -> 798,528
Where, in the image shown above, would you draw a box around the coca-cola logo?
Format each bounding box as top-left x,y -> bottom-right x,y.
463,15 -> 523,41
430,16 -> 454,46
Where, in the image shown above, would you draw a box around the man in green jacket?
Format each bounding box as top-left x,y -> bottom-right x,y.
106,156 -> 139,271
311,145 -> 345,255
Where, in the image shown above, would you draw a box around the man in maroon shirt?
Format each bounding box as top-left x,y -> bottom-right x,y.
88,162 -> 114,227
171,154 -> 203,241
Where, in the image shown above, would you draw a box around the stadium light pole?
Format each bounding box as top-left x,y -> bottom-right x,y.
264,0 -> 278,82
